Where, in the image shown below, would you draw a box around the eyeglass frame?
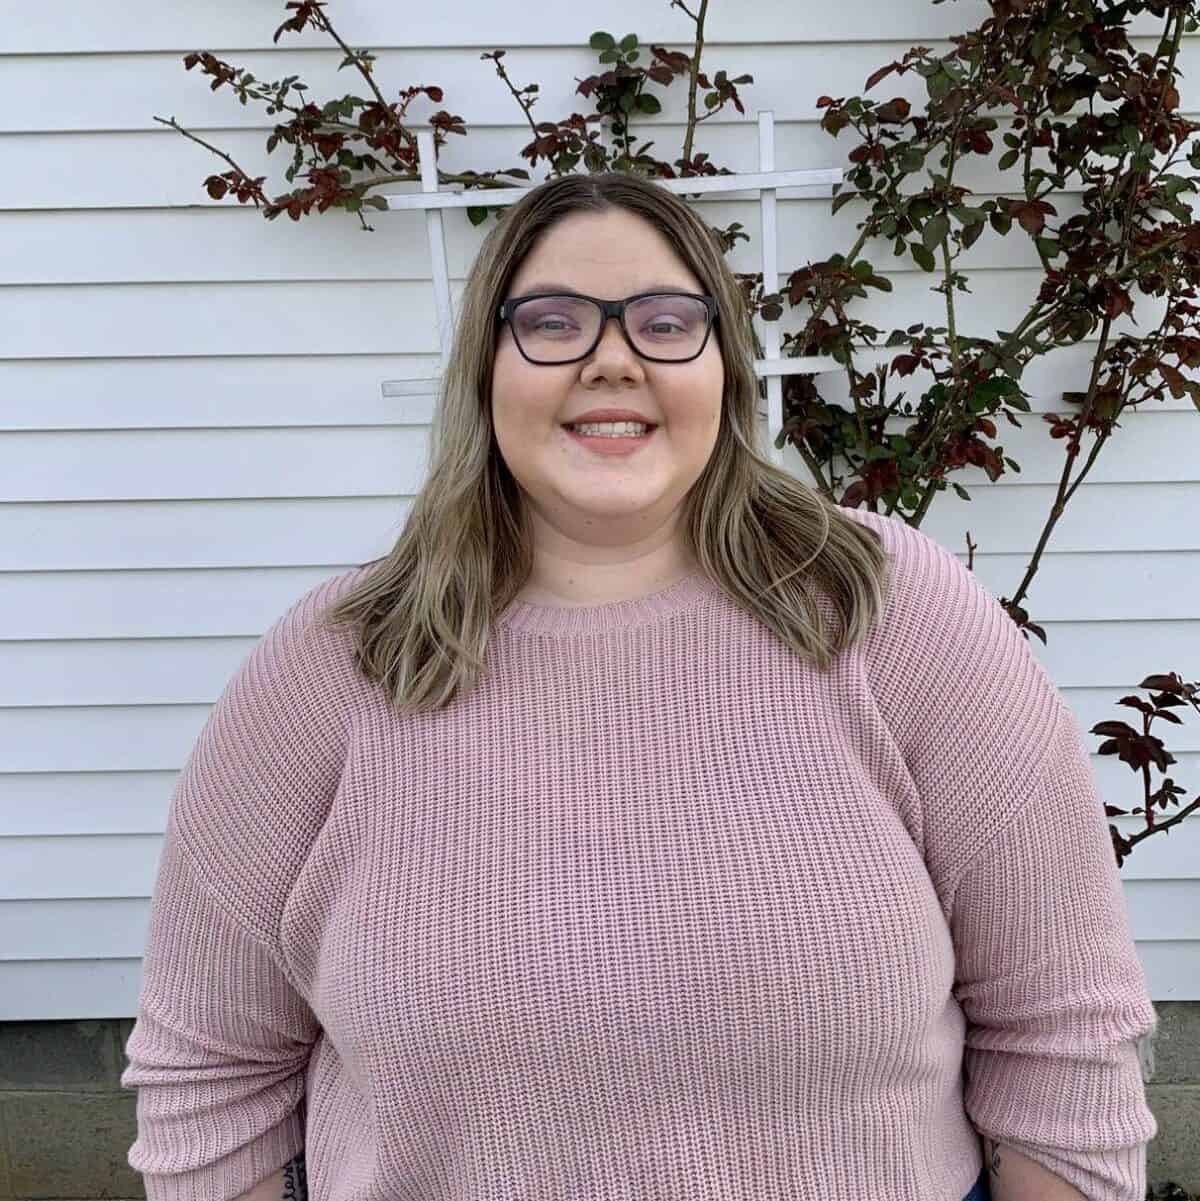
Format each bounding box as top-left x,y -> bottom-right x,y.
496,289 -> 719,365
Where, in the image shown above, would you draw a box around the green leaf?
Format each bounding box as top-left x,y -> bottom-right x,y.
911,242 -> 936,271
467,205 -> 489,226
961,221 -> 984,250
589,31 -> 616,49
636,93 -> 661,114
952,483 -> 972,501
951,205 -> 986,225
997,148 -> 1020,170
704,91 -> 719,109
908,197 -> 934,223
927,68 -> 951,100
922,213 -> 949,250
619,33 -> 637,51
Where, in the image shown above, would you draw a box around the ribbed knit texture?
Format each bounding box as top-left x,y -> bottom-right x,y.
120,507 -> 1158,1201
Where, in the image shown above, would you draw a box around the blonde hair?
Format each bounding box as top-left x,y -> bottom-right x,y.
319,170 -> 892,715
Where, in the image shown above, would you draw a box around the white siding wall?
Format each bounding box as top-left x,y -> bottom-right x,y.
2,1 -> 1197,1020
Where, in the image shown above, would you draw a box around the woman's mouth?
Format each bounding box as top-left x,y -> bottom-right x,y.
562,422 -> 658,456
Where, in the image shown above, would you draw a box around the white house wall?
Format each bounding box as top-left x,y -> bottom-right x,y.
1,1 -> 1197,1019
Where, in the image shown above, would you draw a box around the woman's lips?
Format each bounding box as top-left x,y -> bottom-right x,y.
562,424 -> 658,456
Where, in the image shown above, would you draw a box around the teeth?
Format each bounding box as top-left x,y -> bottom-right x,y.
568,421 -> 651,436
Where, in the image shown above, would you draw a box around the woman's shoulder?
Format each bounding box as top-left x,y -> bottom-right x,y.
833,505 -> 1038,681
835,504 -> 1065,806
162,565 -> 379,937
252,562 -> 383,698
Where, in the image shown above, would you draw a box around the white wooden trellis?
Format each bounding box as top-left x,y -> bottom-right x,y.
380,112 -> 876,469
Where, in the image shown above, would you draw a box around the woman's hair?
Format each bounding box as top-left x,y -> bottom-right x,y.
318,169 -> 892,715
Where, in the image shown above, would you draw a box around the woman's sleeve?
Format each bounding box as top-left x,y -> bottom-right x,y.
118,572 -> 357,1201
847,509 -> 1159,1201
120,828 -> 320,1201
946,696 -> 1158,1201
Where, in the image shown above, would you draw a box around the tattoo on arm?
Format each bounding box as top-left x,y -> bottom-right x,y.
984,1137 -> 1003,1179
281,1153 -> 308,1201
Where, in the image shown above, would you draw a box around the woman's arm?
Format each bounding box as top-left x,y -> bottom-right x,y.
985,1139 -> 1088,1201
234,1155 -> 307,1201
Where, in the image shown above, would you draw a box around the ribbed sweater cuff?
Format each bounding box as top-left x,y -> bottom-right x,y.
137,1110 -> 304,1201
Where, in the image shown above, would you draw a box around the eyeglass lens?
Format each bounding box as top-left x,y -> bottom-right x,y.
511,294 -> 709,362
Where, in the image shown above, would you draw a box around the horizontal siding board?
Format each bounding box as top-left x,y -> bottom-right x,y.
0,497 -> 411,571
1,487 -> 1194,575
892,484 -> 1198,553
0,271 -> 1172,360
0,2 -> 1018,56
2,413 -> 1197,503
2,122 -> 1195,212
0,190 -> 1151,286
0,566 -> 348,639
2,2 -> 1184,55
2,897 -> 151,958
4,39 -> 1196,134
0,279 -> 447,360
0,835 -> 160,901
0,356 -> 443,427
0,349 -> 1195,431
2,688 -> 1197,779
0,772 -> 178,836
3,622 -> 1197,708
958,552 -> 1200,622
0,960 -> 144,1021
3,554 -> 1197,642
4,755 -> 1194,838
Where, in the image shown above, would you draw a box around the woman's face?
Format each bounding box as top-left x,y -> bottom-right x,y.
491,208 -> 724,569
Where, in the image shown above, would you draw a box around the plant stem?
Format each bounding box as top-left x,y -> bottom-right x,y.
152,117 -> 267,206
675,0 -> 709,166
488,54 -> 556,173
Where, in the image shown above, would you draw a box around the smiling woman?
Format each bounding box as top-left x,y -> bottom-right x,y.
119,171 -> 1158,1201
489,206 -> 727,604
316,168 -> 892,696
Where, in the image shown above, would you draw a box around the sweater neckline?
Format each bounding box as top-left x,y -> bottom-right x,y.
496,570 -> 713,636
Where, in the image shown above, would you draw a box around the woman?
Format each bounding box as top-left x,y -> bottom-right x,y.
120,170 -> 1157,1201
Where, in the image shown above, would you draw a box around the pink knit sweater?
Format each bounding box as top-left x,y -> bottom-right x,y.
120,507 -> 1158,1201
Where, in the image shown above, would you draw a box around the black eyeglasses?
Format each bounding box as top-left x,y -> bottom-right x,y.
497,290 -> 719,365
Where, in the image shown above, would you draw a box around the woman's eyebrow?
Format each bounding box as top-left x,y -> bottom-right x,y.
511,282 -> 696,299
